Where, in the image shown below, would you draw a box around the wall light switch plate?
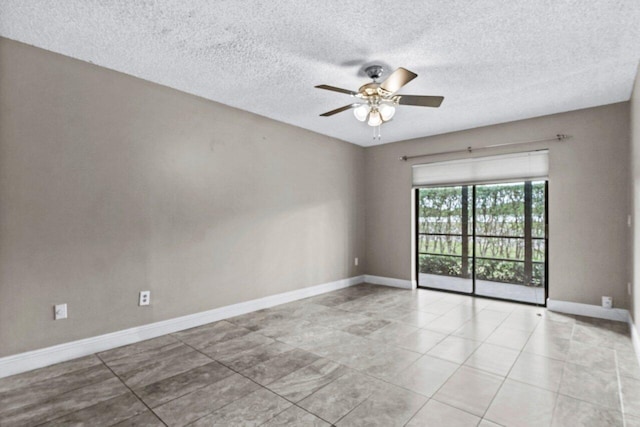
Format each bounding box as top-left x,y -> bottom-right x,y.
139,291 -> 150,306
54,303 -> 67,320
354,257 -> 359,266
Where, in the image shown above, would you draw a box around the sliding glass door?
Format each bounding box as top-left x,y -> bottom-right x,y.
416,180 -> 547,305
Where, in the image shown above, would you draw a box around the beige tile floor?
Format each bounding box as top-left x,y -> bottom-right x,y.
1,283 -> 639,426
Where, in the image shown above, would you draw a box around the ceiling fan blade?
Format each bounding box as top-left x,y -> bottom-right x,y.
320,104 -> 358,117
315,85 -> 358,96
396,95 -> 444,107
379,67 -> 418,94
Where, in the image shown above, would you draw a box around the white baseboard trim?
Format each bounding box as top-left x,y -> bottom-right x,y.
0,275 -> 365,379
628,315 -> 640,372
546,298 -> 629,322
545,300 -> 640,368
364,275 -> 413,289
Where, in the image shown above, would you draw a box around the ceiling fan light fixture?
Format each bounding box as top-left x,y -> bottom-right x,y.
315,65 -> 444,138
367,109 -> 382,127
353,104 -> 370,122
379,104 -> 396,121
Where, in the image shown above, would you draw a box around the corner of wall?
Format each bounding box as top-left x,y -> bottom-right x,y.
631,62 -> 640,329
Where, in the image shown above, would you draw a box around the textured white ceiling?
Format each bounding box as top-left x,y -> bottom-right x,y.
1,1 -> 639,146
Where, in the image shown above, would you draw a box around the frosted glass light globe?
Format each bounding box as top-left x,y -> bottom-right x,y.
379,104 -> 396,121
367,110 -> 382,127
353,105 -> 370,122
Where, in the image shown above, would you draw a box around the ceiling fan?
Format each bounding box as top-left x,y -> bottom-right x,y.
315,65 -> 444,131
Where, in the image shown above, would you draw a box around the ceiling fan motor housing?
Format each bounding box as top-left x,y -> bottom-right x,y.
364,65 -> 384,81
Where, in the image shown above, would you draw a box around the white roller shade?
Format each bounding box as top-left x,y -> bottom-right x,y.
412,150 -> 549,186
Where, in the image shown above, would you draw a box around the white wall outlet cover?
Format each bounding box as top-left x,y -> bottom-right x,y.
139,291 -> 150,306
602,296 -> 613,309
354,257 -> 359,266
54,304 -> 67,320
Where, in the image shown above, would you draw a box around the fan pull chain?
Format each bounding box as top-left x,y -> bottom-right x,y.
372,125 -> 381,141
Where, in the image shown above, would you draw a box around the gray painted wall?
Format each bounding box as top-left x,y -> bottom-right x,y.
364,103 -> 631,308
631,64 -> 639,329
0,37 -> 634,358
0,38 -> 365,356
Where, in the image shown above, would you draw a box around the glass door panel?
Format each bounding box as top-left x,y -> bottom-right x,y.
417,186 -> 473,293
473,181 -> 546,304
416,180 -> 547,305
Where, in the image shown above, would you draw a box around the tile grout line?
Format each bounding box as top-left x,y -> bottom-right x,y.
250,399 -> 334,427
401,398 -> 432,427
14,285 -> 636,426
328,297 -> 529,424
94,352 -> 169,427
203,299 -> 416,423
0,355 -> 103,396
261,341 -> 392,426
476,309 -> 544,424
177,296 -> 551,424
197,305 -> 440,425
249,359 -> 345,427
530,313 -> 568,427
170,334 -> 290,425
173,332 -> 337,426
394,302 -> 519,424
104,337 -> 238,414
288,403 -> 335,426
548,317 -> 575,426
14,363 -> 141,427
331,389 -> 374,425
547,320 -> 636,421
478,367 -> 508,422
615,350 -> 628,427
28,383 -> 140,427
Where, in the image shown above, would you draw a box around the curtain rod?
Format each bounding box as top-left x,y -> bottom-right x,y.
399,134 -> 571,162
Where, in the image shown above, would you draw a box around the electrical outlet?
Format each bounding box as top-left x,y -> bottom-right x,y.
139,291 -> 150,306
629,282 -> 632,295
54,303 -> 67,320
354,257 -> 359,266
602,296 -> 613,309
